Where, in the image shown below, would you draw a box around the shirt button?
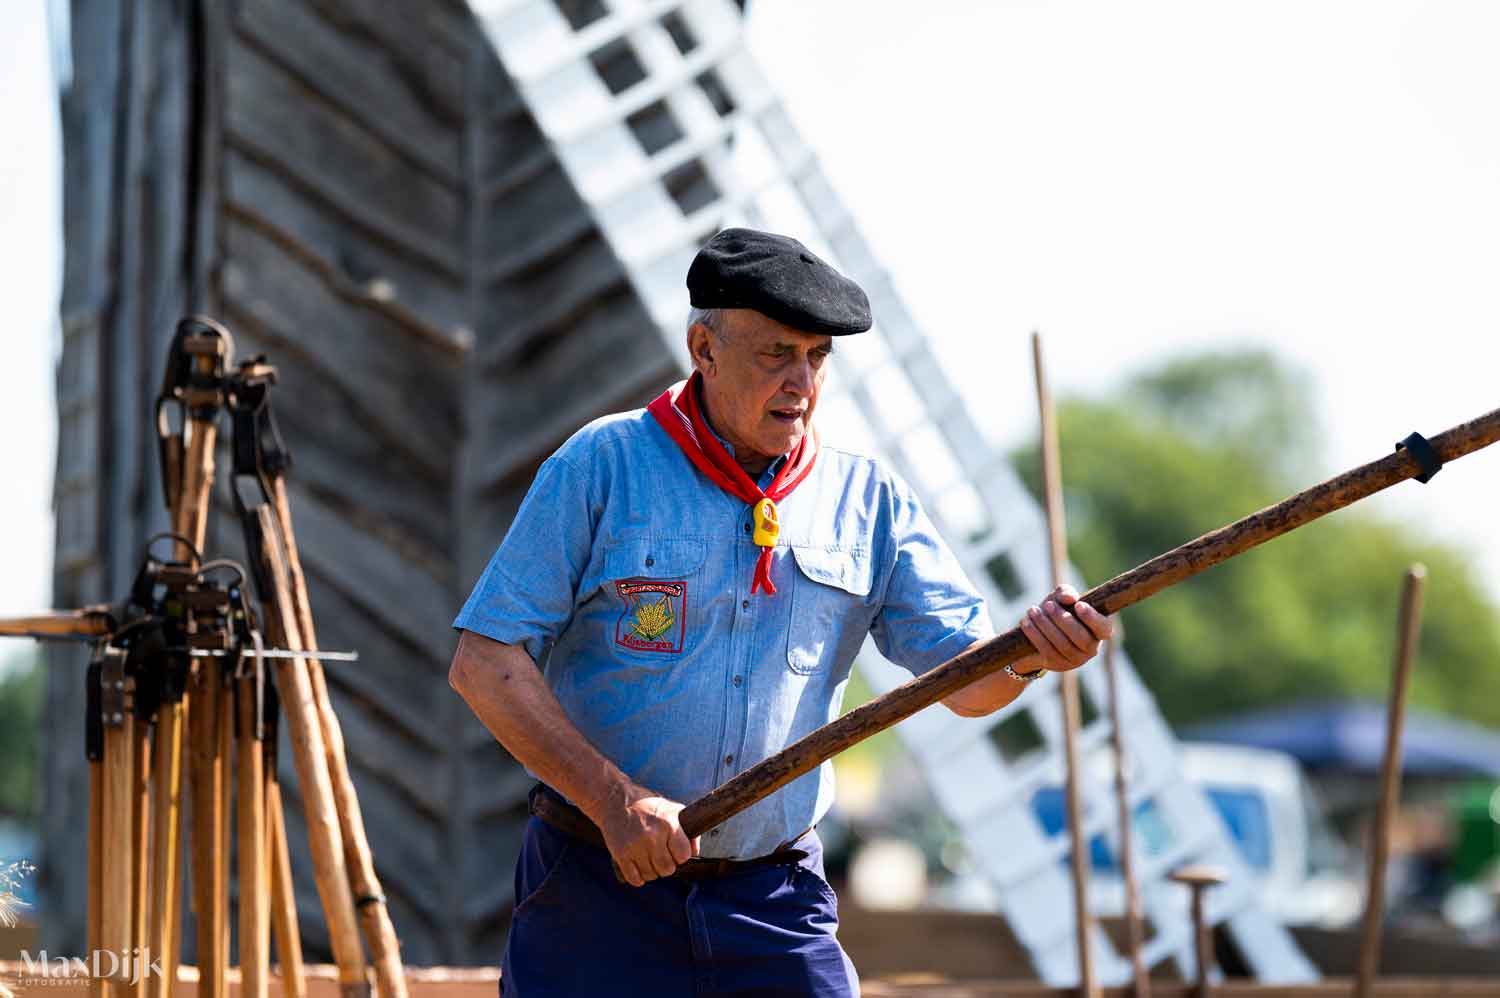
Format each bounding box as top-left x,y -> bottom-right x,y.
741,600 -> 749,610
743,522 -> 752,535
724,754 -> 733,765
732,675 -> 743,687
645,556 -> 654,567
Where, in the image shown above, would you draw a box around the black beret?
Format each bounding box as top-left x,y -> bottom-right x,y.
687,228 -> 872,335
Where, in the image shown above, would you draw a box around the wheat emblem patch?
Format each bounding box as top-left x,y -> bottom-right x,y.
614,578 -> 687,653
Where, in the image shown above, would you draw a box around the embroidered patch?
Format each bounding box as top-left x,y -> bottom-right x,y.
614,579 -> 688,653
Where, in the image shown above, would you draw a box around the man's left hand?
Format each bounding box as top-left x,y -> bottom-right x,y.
1017,584 -> 1113,672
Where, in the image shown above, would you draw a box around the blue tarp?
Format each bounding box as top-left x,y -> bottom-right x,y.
1184,699 -> 1500,776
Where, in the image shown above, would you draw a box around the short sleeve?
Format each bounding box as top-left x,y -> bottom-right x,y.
452,453 -> 598,663
870,476 -> 994,675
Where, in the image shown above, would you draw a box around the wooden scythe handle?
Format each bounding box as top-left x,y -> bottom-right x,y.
0,609 -> 115,639
678,405 -> 1500,839
269,479 -> 407,998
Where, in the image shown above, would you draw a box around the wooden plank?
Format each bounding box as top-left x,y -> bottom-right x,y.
224,201 -> 465,353
56,314 -> 101,407
207,390 -> 452,576
478,232 -> 631,366
477,162 -> 596,267
233,0 -> 463,185
304,0 -> 471,115
225,151 -> 467,329
57,4 -> 127,314
482,92 -> 551,178
481,212 -> 599,287
308,581 -> 452,754
219,218 -> 463,470
225,38 -> 465,270
860,983 -> 1500,998
278,482 -> 458,666
274,757 -> 447,942
319,668 -> 451,815
472,296 -> 677,491
328,751 -> 447,928
479,146 -> 556,205
460,755 -> 538,823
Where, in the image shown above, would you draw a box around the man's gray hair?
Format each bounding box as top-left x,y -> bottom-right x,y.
687,307 -> 724,336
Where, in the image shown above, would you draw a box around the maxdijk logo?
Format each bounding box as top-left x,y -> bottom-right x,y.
18,949 -> 164,986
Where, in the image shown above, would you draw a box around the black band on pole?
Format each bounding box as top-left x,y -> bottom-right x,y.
1396,431 -> 1443,484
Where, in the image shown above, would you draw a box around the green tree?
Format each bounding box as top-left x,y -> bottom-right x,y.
0,653 -> 43,824
1013,349 -> 1500,728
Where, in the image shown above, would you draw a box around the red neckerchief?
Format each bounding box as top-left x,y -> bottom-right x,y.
647,372 -> 819,594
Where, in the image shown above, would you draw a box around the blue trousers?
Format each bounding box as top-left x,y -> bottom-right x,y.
500,816 -> 860,996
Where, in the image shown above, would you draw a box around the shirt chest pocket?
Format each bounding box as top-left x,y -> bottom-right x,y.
602,537 -> 706,657
786,545 -> 875,675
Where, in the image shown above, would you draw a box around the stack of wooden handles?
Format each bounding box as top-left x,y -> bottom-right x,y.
85,317 -> 404,998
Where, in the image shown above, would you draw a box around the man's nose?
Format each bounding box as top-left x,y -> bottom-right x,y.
783,357 -> 815,396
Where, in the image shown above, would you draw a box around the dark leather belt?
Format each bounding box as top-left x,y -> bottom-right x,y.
528,783 -> 810,881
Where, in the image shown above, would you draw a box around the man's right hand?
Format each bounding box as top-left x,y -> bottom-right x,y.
593,787 -> 700,887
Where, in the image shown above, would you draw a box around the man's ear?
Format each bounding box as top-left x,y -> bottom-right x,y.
687,322 -> 717,377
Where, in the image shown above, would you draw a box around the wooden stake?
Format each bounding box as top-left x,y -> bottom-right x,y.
147,701 -> 185,998
1104,625 -> 1150,997
171,419 -> 217,557
88,753 -> 109,998
267,780 -> 309,998
0,609 -> 114,639
131,725 -> 152,998
250,504 -> 370,998
678,404 -> 1500,839
1170,865 -> 1226,998
173,414 -> 220,998
100,714 -> 136,980
216,679 -> 233,981
188,668 -> 227,998
1031,332 -> 1099,998
1355,565 -> 1426,998
237,671 -> 270,998
271,480 -> 405,998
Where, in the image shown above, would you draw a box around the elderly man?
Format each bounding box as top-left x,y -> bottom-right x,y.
449,228 -> 1112,996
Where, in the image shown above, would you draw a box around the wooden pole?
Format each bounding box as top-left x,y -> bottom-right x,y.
249,504 -> 370,998
130,725 -> 152,998
100,706 -> 137,980
237,668 -> 271,998
1169,866 -> 1226,998
1031,333 -> 1099,998
187,666 -> 227,998
146,701 -> 185,998
1104,624 -> 1150,998
1355,565 -> 1426,998
267,781 -> 309,998
678,404 -> 1500,837
0,609 -> 114,639
216,680 -> 233,980
170,394 -> 220,998
87,706 -> 111,998
270,480 -> 405,998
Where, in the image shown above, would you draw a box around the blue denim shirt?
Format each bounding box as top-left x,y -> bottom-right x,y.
454,407 -> 993,858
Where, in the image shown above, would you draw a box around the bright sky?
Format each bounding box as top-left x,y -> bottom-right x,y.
747,0 -> 1500,597
0,0 -> 60,623
2,0 -> 1498,628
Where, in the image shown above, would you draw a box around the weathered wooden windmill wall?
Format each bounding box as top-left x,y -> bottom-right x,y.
48,0 -> 677,964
